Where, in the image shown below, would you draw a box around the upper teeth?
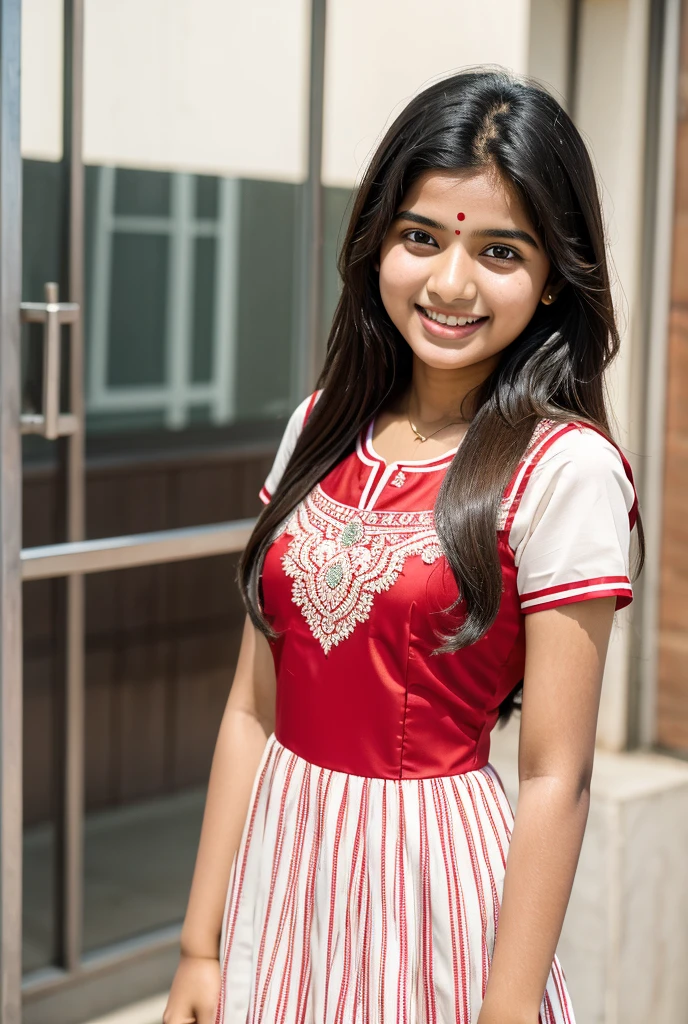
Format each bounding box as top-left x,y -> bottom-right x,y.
421,307 -> 481,326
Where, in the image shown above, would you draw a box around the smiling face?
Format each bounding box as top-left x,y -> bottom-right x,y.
377,167 -> 553,375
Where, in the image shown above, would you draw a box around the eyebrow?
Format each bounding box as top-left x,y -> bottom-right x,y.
472,227 -> 539,249
393,210 -> 445,230
393,210 -> 539,249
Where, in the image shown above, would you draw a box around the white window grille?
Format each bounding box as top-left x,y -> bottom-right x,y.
87,166 -> 240,429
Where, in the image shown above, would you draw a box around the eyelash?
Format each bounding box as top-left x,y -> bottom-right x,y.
482,244 -> 522,262
402,230 -> 523,263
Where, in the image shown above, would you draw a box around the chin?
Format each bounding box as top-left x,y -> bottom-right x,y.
408,336 -> 483,371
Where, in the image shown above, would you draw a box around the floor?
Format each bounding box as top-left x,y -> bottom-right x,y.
23,786 -> 206,975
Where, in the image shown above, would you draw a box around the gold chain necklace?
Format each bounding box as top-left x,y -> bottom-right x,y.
407,396 -> 466,443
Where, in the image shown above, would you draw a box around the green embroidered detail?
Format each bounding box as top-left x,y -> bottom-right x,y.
340,520 -> 364,548
325,563 -> 344,589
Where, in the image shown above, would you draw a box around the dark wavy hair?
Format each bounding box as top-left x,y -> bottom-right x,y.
238,67 -> 644,724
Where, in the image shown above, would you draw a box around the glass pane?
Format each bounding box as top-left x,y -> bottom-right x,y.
82,552 -> 244,952
107,233 -> 169,388
80,0 -> 312,523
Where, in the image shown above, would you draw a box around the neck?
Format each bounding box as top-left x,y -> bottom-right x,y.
405,353 -> 499,424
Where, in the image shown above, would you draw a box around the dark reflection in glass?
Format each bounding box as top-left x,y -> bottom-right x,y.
22,580 -> 59,974
115,167 -> 171,218
192,236 -> 216,384
195,175 -> 219,220
107,233 -> 169,387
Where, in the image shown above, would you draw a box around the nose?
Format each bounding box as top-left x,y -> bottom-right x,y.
426,245 -> 478,305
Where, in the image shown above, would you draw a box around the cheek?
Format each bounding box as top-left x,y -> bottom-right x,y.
483,269 -> 542,320
379,250 -> 424,307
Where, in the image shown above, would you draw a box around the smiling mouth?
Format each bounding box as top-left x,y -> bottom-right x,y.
416,305 -> 488,329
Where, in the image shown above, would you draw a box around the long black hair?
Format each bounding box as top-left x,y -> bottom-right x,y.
238,67 -> 644,721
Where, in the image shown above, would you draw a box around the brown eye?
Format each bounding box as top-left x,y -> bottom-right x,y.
404,229 -> 438,247
483,244 -> 520,262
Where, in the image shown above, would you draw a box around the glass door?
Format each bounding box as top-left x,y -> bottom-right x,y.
0,0 -> 327,1021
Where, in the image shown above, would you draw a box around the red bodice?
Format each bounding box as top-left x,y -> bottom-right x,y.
261,426 -> 527,780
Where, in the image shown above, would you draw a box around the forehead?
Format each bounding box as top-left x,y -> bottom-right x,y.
399,168 -> 530,226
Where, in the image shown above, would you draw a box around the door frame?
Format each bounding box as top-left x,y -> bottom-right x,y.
0,0 -> 24,1021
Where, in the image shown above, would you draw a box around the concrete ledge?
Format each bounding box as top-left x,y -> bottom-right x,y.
490,721 -> 688,1024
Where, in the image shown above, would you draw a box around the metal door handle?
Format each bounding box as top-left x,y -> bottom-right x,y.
20,281 -> 80,439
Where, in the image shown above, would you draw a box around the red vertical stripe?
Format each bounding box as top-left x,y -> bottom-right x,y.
395,783 -> 409,1024
323,776 -> 350,1023
335,779 -> 368,1024
378,781 -> 388,1023
430,778 -> 462,1022
418,783 -> 437,1024
451,777 -> 490,997
463,776 -> 501,952
295,768 -> 332,1023
438,779 -> 471,1021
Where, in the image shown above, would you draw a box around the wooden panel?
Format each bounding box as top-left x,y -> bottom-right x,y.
23,655 -> 56,827
84,647 -> 116,810
657,3 -> 688,754
116,640 -> 168,803
171,626 -> 242,789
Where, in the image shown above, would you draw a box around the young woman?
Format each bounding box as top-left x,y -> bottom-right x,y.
164,68 -> 642,1024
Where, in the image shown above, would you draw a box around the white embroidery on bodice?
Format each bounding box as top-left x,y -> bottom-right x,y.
280,485 -> 443,654
278,419 -> 556,653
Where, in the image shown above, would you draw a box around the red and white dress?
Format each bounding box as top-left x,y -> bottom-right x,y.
215,391 -> 637,1024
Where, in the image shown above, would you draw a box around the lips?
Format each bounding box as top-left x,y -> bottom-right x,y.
415,304 -> 488,340
418,304 -> 484,327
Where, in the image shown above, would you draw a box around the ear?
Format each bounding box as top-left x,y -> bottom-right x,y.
373,259 -> 380,273
540,278 -> 564,306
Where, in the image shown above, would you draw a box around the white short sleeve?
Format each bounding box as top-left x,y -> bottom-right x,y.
259,391 -> 321,505
508,425 -> 637,614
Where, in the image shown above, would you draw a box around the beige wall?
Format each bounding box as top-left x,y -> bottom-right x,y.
321,0 -> 530,188
22,0 -> 312,179
21,0 -> 63,160
527,0 -> 573,105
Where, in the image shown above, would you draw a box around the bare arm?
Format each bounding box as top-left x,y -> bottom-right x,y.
477,597 -> 616,1024
163,614 -> 276,1024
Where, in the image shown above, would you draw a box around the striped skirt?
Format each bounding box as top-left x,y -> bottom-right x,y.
214,733 -> 575,1024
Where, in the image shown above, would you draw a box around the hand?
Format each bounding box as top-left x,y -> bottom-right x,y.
162,954 -> 221,1024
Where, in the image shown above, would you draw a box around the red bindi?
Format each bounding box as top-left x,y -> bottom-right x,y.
457,212 -> 466,220
455,230 -> 461,235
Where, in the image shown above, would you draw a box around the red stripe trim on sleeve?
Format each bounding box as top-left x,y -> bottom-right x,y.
521,575 -> 633,614
521,575 -> 630,602
259,485 -> 271,505
522,588 -> 633,614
